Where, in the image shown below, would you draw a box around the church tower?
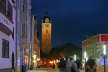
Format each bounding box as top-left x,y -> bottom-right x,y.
42,11 -> 52,54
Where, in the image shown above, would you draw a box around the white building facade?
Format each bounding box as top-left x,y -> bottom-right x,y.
16,0 -> 32,71
0,0 -> 16,72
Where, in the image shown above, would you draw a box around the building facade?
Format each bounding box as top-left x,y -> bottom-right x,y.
42,12 -> 52,54
16,0 -> 32,71
31,16 -> 40,68
82,34 -> 108,72
0,0 -> 16,72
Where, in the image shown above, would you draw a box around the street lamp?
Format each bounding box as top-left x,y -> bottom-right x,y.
103,45 -> 106,72
74,54 -> 77,61
84,51 -> 87,72
84,51 -> 87,61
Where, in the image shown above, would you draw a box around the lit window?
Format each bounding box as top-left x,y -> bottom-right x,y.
46,29 -> 48,33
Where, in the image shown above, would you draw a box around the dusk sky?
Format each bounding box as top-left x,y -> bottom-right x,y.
32,0 -> 108,48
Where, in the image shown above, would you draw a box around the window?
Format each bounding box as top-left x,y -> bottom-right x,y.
23,5 -> 25,12
46,29 -> 48,33
0,0 -> 13,21
22,24 -> 26,37
45,24 -> 49,28
2,39 -> 9,58
7,1 -> 12,20
0,0 -> 6,13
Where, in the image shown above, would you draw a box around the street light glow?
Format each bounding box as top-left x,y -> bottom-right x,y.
37,58 -> 40,61
33,55 -> 36,59
103,45 -> 106,55
74,54 -> 77,60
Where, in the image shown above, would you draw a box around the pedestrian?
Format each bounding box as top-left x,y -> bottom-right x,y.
58,57 -> 67,72
75,58 -> 81,72
52,63 -> 55,69
66,56 -> 77,72
85,56 -> 96,72
22,64 -> 27,72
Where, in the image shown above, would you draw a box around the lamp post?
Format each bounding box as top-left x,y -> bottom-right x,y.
84,51 -> 87,72
103,45 -> 106,72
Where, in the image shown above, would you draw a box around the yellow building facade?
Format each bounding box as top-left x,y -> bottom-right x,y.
42,12 -> 52,54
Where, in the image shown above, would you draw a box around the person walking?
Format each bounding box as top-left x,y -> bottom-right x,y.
58,58 -> 67,72
85,56 -> 96,72
75,58 -> 81,72
66,56 -> 77,72
52,63 -> 55,69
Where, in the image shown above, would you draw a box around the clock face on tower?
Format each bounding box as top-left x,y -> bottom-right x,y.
45,18 -> 49,23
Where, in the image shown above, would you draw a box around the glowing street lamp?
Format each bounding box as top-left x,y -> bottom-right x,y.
84,51 -> 87,59
37,58 -> 40,61
74,54 -> 77,61
56,60 -> 59,63
103,45 -> 106,72
33,55 -> 36,59
103,45 -> 106,55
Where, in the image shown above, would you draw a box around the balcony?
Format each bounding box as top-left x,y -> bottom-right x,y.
0,12 -> 13,35
0,22 -> 12,36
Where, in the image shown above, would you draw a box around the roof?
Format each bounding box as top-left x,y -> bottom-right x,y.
42,11 -> 51,23
82,34 -> 108,47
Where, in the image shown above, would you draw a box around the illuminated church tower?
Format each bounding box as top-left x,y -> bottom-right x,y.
42,11 -> 52,54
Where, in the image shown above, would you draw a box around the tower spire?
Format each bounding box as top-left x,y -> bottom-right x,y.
45,11 -> 48,16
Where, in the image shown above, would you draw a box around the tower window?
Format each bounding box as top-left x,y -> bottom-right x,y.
46,29 -> 48,33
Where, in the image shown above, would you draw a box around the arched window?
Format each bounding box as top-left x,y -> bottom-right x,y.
46,29 -> 48,33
